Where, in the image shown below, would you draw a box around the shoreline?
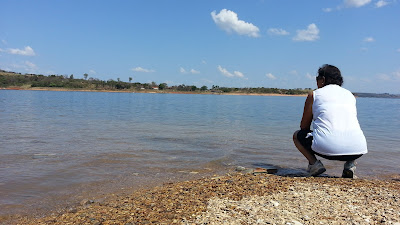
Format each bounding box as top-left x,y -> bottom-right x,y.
2,87 -> 308,97
6,172 -> 400,224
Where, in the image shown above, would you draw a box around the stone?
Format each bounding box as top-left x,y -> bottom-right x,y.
80,199 -> 94,206
235,166 -> 246,172
242,169 -> 254,174
270,200 -> 280,207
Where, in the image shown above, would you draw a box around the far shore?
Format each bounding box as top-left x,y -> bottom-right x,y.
2,87 -> 308,97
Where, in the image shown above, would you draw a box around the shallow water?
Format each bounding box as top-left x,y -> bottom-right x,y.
0,90 -> 399,216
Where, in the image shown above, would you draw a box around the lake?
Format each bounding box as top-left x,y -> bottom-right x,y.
0,90 -> 399,216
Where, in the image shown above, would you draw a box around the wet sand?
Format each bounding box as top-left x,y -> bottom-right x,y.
5,171 -> 400,224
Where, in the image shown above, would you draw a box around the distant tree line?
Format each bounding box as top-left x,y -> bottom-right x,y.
0,70 -> 312,95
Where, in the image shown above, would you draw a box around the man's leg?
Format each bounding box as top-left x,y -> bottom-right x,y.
293,130 -> 317,165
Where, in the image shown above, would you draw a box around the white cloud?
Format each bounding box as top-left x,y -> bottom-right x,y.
306,73 -> 314,80
393,69 -> 400,79
180,67 -> 200,74
289,70 -> 298,76
202,79 -> 214,84
376,0 -> 390,7
293,24 -> 320,42
363,37 -> 375,42
233,71 -> 244,78
396,48 -> 400,53
323,8 -> 333,12
1,39 -> 7,45
344,0 -> 371,8
131,67 -> 155,73
89,69 -> 96,75
8,46 -> 36,56
190,69 -> 200,74
266,73 -> 277,80
202,60 -> 207,64
4,61 -> 38,73
25,61 -> 35,67
267,28 -> 289,36
376,70 -> 400,81
218,65 -> 234,77
377,73 -> 391,81
16,61 -> 38,74
211,9 -> 260,38
217,65 -> 246,79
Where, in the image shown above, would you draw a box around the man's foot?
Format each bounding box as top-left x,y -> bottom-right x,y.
307,160 -> 326,176
342,161 -> 356,178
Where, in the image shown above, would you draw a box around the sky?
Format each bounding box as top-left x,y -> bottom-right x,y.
1,0 -> 399,94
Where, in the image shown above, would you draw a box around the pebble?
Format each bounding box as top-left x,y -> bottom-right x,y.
80,199 -> 94,206
270,200 -> 280,207
235,166 -> 246,172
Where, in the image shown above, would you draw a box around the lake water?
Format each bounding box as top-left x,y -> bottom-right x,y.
0,90 -> 399,216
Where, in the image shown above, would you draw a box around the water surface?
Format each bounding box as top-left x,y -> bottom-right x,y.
0,90 -> 399,216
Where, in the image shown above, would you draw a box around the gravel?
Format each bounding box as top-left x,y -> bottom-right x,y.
8,173 -> 400,225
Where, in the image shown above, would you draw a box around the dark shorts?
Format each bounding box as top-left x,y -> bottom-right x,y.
296,129 -> 363,161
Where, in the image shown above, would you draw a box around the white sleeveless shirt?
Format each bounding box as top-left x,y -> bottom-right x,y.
311,85 -> 368,156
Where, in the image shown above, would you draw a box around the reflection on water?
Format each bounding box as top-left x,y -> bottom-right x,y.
0,90 -> 399,216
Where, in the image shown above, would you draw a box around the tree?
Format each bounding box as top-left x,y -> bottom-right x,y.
117,78 -> 120,82
83,73 -> 88,80
190,85 -> 198,91
158,83 -> 167,90
200,85 -> 208,91
129,77 -> 132,83
70,74 -> 74,79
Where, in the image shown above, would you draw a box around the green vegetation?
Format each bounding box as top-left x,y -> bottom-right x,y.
0,69 -> 313,95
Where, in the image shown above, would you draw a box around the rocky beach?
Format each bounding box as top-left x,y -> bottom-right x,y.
6,171 -> 400,225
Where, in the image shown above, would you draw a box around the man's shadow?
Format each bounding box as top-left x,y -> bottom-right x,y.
251,162 -> 339,178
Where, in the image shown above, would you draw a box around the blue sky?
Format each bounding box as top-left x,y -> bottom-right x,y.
1,0 -> 399,93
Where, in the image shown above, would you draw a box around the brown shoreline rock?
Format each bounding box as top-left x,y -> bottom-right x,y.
9,173 -> 400,224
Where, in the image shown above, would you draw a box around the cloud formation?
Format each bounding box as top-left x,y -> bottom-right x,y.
131,67 -> 155,73
233,71 -> 244,78
217,65 -> 246,79
377,69 -> 400,81
344,0 -> 371,8
306,73 -> 314,80
393,69 -> 400,79
265,73 -> 277,80
268,28 -> 289,36
375,0 -> 389,7
190,69 -> 200,74
363,37 -> 375,42
218,65 -> 234,77
211,9 -> 260,38
293,24 -> 320,42
24,61 -> 38,73
7,46 -> 36,56
180,67 -> 200,74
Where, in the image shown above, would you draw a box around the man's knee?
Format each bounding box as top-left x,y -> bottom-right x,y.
293,130 -> 300,141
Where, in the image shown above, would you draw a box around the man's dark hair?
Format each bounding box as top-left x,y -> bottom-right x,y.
318,64 -> 344,86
